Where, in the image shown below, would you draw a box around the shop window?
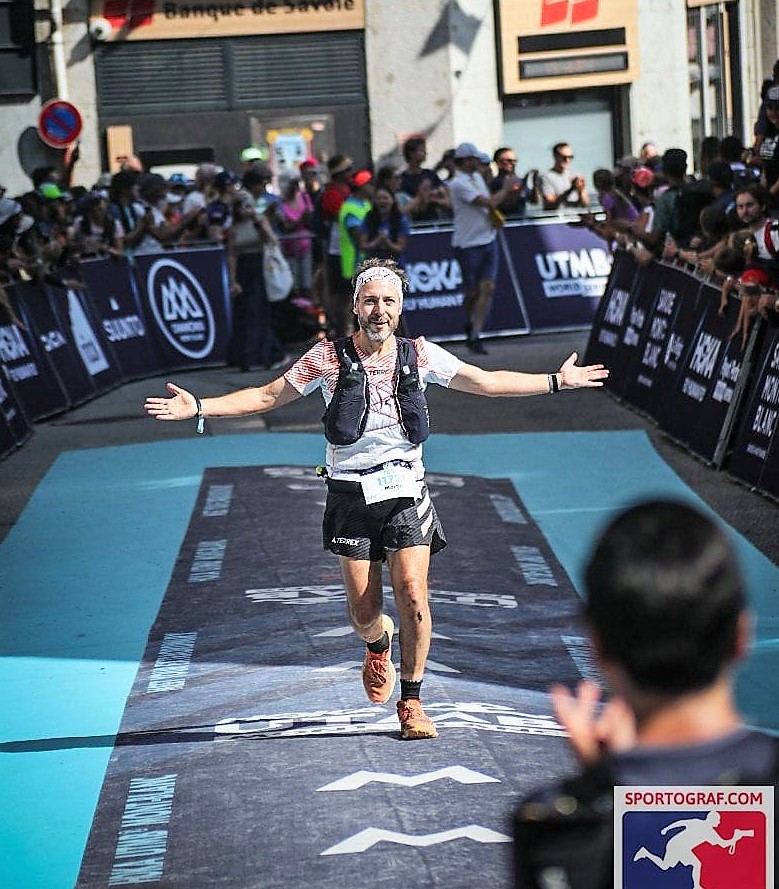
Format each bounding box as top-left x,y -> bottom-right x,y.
0,0 -> 36,98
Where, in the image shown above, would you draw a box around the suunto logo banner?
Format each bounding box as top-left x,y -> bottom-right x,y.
146,259 -> 215,359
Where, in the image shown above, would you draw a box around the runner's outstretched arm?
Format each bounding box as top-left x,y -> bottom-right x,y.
449,351 -> 608,397
144,377 -> 301,422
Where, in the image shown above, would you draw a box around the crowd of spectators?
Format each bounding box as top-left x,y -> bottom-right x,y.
3,67 -> 779,359
574,77 -> 779,341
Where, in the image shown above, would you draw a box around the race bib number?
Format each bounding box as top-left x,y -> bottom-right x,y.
361,464 -> 418,504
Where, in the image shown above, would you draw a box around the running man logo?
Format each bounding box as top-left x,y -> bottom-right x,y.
540,0 -> 599,26
146,258 -> 215,359
615,787 -> 773,889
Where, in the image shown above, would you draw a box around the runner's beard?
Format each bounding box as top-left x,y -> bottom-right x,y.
359,316 -> 397,342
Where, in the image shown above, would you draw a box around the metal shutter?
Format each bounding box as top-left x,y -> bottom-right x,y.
230,32 -> 365,107
95,31 -> 365,117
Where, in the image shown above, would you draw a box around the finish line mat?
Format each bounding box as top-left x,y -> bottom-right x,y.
75,465 -> 593,888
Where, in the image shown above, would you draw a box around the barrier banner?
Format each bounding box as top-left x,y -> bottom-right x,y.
659,285 -> 751,465
45,283 -> 122,397
0,287 -> 34,451
0,371 -> 30,457
500,220 -> 611,331
604,260 -> 665,401
0,408 -> 16,459
132,247 -> 231,370
583,249 -> 641,397
78,256 -> 166,381
402,220 -> 609,340
727,321 -> 779,492
18,281 -> 96,406
1,283 -> 69,420
402,227 -> 524,340
621,263 -> 702,421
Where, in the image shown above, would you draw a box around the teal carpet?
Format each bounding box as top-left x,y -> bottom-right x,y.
1,430 -> 777,889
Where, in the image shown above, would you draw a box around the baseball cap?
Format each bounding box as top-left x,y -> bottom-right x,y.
765,85 -> 779,106
740,266 -> 771,288
454,142 -> 480,159
299,158 -> 320,173
39,182 -> 64,200
240,146 -> 265,163
631,167 -> 655,189
353,169 -> 373,187
328,154 -> 354,176
477,152 -> 491,165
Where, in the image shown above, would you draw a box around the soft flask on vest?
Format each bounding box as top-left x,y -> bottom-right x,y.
323,337 -> 430,446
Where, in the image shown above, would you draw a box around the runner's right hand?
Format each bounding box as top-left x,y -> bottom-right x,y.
144,383 -> 198,421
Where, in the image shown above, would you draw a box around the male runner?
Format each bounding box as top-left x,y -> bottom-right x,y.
144,258 -> 608,740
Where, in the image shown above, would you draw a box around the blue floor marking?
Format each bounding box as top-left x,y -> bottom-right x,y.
1,430 -> 776,889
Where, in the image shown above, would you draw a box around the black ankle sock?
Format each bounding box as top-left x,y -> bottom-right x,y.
400,679 -> 422,700
366,631 -> 389,654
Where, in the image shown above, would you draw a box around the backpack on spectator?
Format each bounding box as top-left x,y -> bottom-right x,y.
670,181 -> 715,245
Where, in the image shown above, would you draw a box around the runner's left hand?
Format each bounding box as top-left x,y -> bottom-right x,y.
558,352 -> 609,389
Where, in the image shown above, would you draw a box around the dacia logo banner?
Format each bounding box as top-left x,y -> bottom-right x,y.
146,258 -> 216,360
615,786 -> 774,889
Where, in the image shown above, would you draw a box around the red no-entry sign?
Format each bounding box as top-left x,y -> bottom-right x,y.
38,99 -> 83,148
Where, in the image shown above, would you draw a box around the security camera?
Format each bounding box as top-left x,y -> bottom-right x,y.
89,17 -> 112,41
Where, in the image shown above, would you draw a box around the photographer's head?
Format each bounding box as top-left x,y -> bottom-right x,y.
584,499 -> 747,697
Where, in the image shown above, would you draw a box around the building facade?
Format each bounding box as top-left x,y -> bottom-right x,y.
0,0 -> 776,195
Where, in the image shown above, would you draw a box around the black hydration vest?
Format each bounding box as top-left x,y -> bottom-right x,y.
322,336 -> 430,446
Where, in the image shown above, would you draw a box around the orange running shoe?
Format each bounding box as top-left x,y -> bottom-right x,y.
361,615 -> 396,704
397,698 -> 438,740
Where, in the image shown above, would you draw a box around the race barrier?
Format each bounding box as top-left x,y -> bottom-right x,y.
584,249 -> 779,501
0,245 -> 231,459
403,217 -> 611,340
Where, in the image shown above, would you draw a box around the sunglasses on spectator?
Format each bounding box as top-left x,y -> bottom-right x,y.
557,153 -> 575,160
499,157 -> 517,164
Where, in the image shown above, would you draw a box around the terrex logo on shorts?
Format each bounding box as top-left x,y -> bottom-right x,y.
540,0 -> 599,26
146,258 -> 216,359
615,786 -> 774,889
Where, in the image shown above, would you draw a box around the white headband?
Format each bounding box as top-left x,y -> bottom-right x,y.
353,267 -> 404,305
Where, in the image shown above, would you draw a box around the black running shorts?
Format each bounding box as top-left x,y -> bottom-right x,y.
322,480 -> 447,561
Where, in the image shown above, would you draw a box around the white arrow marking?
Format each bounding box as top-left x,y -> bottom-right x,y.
314,624 -> 451,640
424,659 -> 460,674
321,825 -> 510,855
314,660 -> 362,673
317,766 -> 499,791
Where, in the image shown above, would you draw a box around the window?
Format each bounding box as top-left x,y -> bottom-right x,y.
687,4 -> 733,169
0,0 -> 36,98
